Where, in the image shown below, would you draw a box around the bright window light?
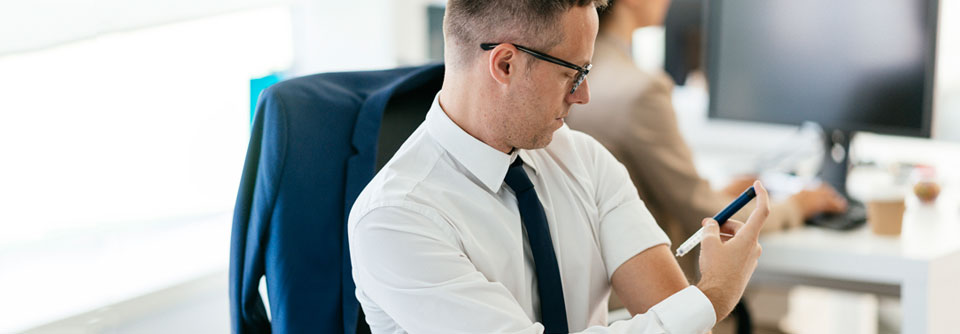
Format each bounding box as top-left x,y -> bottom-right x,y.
0,7 -> 292,331
0,7 -> 291,245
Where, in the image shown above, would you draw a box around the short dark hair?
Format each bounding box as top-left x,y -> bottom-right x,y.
598,0 -> 616,22
443,0 -> 608,68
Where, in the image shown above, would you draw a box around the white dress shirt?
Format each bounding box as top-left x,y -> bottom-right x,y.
348,94 -> 716,333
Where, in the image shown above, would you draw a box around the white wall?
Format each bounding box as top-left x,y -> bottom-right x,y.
0,7 -> 291,332
287,0 -> 398,75
0,0 -> 289,55
933,0 -> 960,141
391,0 -> 446,66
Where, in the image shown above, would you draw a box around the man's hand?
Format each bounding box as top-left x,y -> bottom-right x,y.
696,181 -> 769,322
791,183 -> 848,219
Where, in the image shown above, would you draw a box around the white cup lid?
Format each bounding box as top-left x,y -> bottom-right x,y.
847,168 -> 906,202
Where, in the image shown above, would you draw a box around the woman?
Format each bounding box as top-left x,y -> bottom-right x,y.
566,0 -> 848,332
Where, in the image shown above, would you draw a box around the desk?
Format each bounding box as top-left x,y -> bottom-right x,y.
753,203 -> 960,333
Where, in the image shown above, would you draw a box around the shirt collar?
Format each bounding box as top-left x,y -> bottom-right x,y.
425,93 -> 539,193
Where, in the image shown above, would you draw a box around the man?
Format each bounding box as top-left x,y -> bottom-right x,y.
565,0 -> 847,283
348,0 -> 768,332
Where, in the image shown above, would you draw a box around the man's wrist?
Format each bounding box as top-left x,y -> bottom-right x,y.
696,278 -> 726,322
650,286 -> 718,333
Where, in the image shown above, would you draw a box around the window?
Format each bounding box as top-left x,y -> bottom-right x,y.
0,7 -> 292,331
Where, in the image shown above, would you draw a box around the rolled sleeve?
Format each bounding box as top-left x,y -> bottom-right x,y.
581,286 -> 716,334
648,286 -> 717,334
598,200 -> 670,278
587,135 -> 671,278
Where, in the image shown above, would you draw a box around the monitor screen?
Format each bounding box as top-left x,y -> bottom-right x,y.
706,0 -> 938,137
664,0 -> 704,86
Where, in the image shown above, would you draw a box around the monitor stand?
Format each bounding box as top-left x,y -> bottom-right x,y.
806,128 -> 868,230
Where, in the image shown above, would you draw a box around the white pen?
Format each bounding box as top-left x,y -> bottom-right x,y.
676,186 -> 757,257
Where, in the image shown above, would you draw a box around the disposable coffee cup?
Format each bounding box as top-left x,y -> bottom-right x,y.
848,167 -> 907,236
866,199 -> 906,236
864,186 -> 906,236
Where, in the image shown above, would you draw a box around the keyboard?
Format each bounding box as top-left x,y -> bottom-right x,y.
805,199 -> 867,230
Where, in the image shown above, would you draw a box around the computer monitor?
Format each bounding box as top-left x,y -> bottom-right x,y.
664,0 -> 704,86
705,0 -> 939,195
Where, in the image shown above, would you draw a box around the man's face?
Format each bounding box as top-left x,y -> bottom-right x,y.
503,5 -> 598,150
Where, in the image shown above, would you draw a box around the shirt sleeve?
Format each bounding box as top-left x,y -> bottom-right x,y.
584,286 -> 716,334
351,205 -> 714,334
581,135 -> 671,279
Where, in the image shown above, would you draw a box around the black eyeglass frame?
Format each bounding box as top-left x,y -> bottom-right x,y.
480,43 -> 592,94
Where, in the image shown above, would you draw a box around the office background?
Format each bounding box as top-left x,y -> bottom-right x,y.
0,0 -> 958,332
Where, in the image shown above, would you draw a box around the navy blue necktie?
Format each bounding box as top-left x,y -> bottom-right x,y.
504,157 -> 568,334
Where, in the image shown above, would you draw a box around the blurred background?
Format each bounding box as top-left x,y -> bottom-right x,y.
0,0 -> 957,333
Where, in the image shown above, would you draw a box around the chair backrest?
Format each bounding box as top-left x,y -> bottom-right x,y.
229,64 -> 444,334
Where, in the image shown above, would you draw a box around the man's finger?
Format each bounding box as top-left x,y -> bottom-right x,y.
740,181 -> 770,240
701,218 -> 722,249
720,220 -> 744,236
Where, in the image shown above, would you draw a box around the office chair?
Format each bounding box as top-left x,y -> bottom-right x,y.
229,63 -> 444,334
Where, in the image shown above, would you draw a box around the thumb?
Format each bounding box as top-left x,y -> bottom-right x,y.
701,218 -> 721,249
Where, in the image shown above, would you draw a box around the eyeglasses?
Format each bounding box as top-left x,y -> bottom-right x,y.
480,43 -> 592,95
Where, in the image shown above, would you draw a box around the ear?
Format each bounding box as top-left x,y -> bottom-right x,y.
487,44 -> 521,88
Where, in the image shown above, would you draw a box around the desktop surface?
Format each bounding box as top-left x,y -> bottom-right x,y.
755,200 -> 960,333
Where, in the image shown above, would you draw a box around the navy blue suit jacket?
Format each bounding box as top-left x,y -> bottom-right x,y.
230,63 -> 444,333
